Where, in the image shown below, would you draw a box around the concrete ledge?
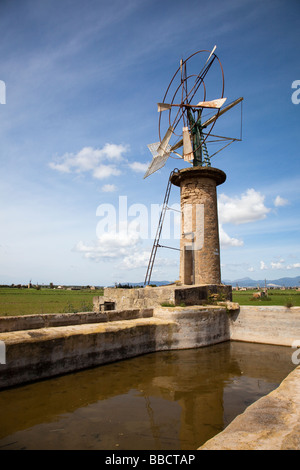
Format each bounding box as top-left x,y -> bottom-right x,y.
0,317 -> 175,390
199,365 -> 300,450
0,309 -> 153,333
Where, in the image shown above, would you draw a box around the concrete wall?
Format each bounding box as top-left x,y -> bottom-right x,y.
0,317 -> 175,390
154,305 -> 230,350
229,306 -> 300,347
0,306 -> 229,390
1,305 -> 300,390
1,304 -> 300,449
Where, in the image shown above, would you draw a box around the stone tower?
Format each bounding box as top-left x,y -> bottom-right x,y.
170,166 -> 226,286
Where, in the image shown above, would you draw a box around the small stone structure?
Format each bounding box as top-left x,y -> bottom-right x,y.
93,284 -> 232,312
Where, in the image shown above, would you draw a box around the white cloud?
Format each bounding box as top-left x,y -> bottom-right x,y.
49,144 -> 128,179
92,165 -> 121,179
74,216 -> 177,271
257,259 -> 300,271
287,263 -> 300,270
128,161 -> 150,173
119,251 -> 151,269
274,195 -> 289,207
74,219 -> 144,265
101,143 -> 129,161
260,261 -> 268,270
75,223 -> 141,262
119,251 -> 177,270
101,184 -> 117,192
218,189 -> 270,225
219,224 -> 243,248
271,261 -> 285,269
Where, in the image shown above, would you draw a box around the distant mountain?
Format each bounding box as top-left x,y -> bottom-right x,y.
223,276 -> 300,288
109,276 -> 300,288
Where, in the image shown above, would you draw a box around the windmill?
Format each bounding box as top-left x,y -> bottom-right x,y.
144,47 -> 243,286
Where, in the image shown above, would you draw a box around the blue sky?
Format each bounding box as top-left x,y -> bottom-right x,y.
0,0 -> 299,286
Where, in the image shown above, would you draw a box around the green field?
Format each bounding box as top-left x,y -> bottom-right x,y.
0,287 -> 103,317
232,289 -> 300,307
0,287 -> 299,317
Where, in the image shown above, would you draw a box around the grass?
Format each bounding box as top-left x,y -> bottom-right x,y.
232,289 -> 300,307
0,287 -> 103,317
0,287 -> 299,317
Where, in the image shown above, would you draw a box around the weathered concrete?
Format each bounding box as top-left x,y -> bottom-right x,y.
0,306 -> 230,390
94,286 -> 176,311
1,304 -> 299,390
0,317 -> 175,390
229,305 -> 300,347
0,309 -> 153,333
93,284 -> 232,311
199,365 -> 300,450
0,303 -> 300,449
154,305 -> 230,350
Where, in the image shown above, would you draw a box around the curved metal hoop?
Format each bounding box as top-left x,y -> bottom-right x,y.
158,49 -> 225,152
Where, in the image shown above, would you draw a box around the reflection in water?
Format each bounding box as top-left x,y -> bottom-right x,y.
0,341 -> 296,450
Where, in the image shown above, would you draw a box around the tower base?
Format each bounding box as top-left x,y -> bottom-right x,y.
170,166 -> 226,286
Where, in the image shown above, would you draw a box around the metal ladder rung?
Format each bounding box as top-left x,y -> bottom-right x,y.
144,169 -> 179,286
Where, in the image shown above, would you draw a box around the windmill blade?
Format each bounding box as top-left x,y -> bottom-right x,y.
169,97 -> 243,153
158,98 -> 226,112
195,97 -> 227,109
184,46 -> 218,107
157,103 -> 172,112
202,97 -> 243,127
157,126 -> 174,155
145,134 -> 173,178
205,45 -> 217,64
144,150 -> 170,179
148,142 -> 162,157
182,127 -> 194,162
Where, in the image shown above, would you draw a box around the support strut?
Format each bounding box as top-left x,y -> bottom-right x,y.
144,169 -> 179,286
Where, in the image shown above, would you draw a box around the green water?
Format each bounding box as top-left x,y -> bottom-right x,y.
0,341 -> 296,450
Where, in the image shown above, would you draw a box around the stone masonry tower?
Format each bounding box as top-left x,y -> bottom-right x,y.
170,166 -> 226,286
